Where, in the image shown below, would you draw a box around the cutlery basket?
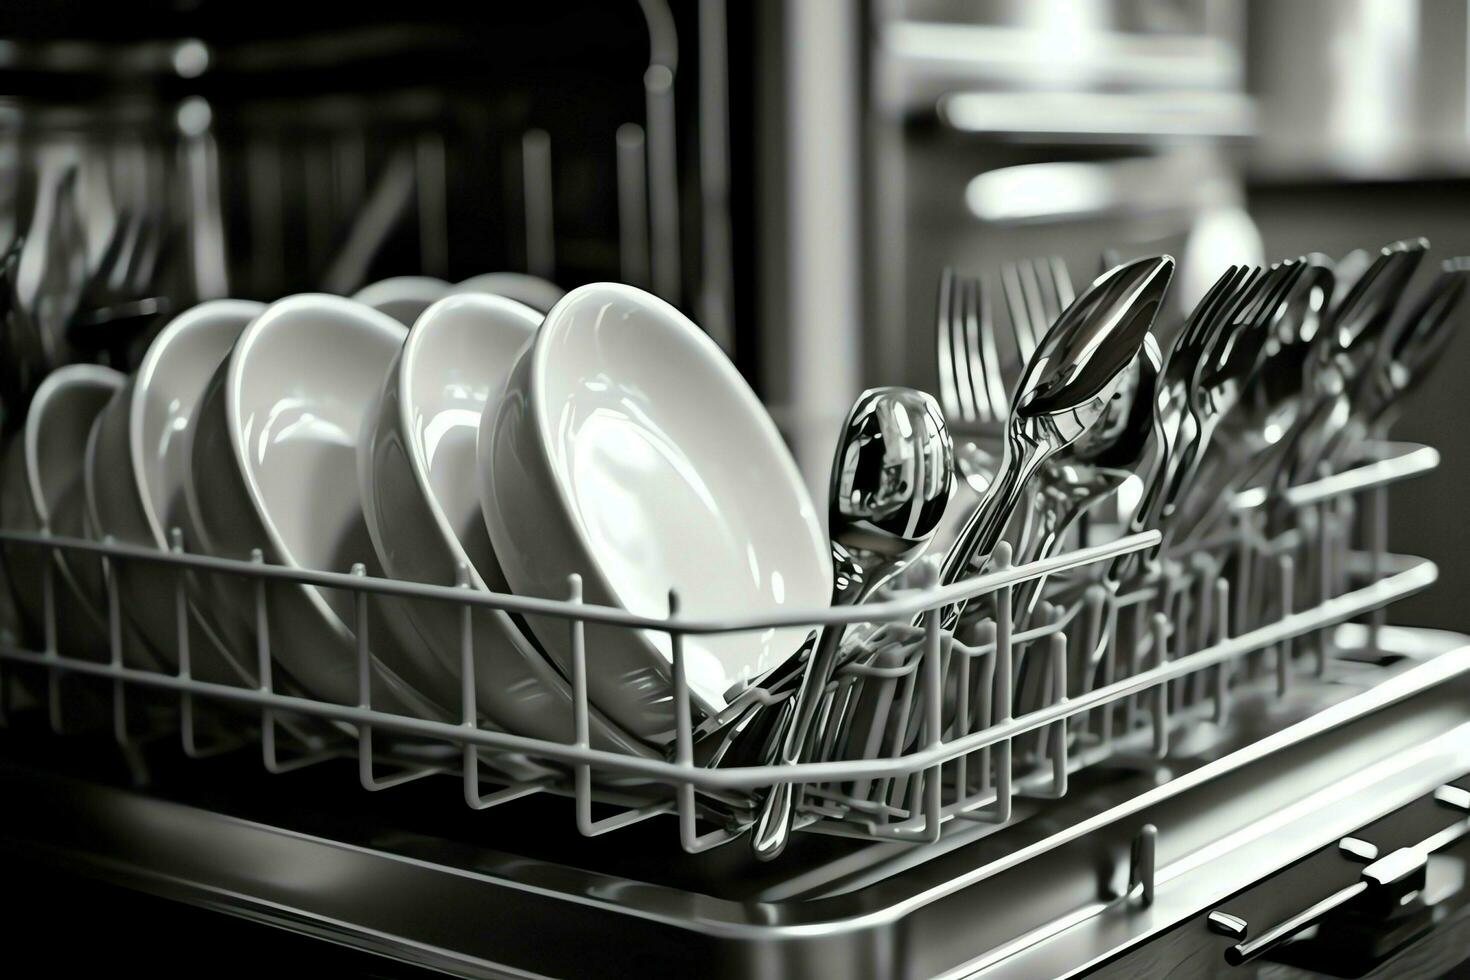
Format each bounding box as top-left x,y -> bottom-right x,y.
0,439 -> 1440,854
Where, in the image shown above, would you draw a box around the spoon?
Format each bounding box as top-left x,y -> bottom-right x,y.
1010,333 -> 1164,745
882,257 -> 1172,768
940,254 -> 1173,622
1321,260 -> 1469,464
1275,239 -> 1427,491
1159,262 -> 1306,544
1011,333 -> 1166,624
749,387 -> 953,861
1172,259 -> 1337,543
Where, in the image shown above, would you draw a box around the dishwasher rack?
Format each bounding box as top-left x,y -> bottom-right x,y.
0,440 -> 1440,855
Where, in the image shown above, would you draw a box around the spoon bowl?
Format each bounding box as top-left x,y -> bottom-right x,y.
749,387 -> 953,861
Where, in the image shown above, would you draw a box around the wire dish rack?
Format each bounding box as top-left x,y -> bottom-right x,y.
0,439 -> 1440,855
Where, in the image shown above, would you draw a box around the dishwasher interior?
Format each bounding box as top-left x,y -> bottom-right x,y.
5,3 -> 1470,978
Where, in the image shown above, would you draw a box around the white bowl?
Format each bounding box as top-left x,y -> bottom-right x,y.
352,276 -> 452,327
360,291 -> 652,756
480,283 -> 830,741
0,364 -> 134,662
188,294 -> 455,717
453,272 -> 564,314
85,300 -> 266,685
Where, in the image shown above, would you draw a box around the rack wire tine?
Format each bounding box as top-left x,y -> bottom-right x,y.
1150,613 -> 1170,757
254,548 -> 333,775
102,539 -> 129,745
1213,578 -> 1231,724
42,540 -> 64,734
1277,554 -> 1294,696
353,563 -> 433,792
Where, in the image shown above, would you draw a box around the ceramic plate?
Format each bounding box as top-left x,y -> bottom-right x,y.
188,293 -> 457,719
480,283 -> 830,741
86,299 -> 266,685
360,291 -> 653,755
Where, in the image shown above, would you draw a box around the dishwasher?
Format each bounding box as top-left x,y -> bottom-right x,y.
2,4 -> 1470,979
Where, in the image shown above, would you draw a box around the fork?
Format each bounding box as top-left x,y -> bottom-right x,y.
1000,255 -> 1074,367
935,266 -> 1006,426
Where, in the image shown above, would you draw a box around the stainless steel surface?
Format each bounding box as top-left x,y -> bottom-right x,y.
1118,264 -> 1250,578
2,624 -> 1467,977
1284,239 -> 1427,490
999,254 -> 1072,370
0,438 -> 1437,854
751,387 -> 954,861
936,267 -> 1005,428
1010,333 -> 1163,735
1159,260 -> 1303,547
1012,333 -> 1161,624
940,255 -> 1173,613
1206,909 -> 1248,939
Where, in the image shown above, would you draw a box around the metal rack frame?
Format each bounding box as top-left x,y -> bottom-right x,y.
0,441 -> 1440,855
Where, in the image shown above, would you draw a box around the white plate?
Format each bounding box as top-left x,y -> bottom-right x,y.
480,283 -> 830,741
188,293 -> 457,718
0,364 -> 131,663
352,276 -> 452,327
86,300 -> 266,685
360,291 -> 653,756
453,273 -> 564,314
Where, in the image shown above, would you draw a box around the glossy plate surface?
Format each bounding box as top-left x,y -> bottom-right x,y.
482,283 -> 830,739
86,300 -> 265,684
188,294 -> 450,719
361,292 -> 652,755
0,365 -> 126,663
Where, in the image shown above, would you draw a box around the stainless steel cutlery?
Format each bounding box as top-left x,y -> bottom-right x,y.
750,386 -> 953,860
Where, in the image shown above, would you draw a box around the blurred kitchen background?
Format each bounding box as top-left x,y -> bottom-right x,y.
1,0 -> 1468,630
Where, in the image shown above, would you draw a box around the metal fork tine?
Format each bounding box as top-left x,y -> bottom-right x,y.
959,274 -> 1001,423
999,261 -> 1031,366
1018,259 -> 1048,358
935,267 -> 961,422
959,273 -> 984,423
973,275 -> 1008,421
1034,256 -> 1062,327
949,270 -> 979,423
1049,255 -> 1075,311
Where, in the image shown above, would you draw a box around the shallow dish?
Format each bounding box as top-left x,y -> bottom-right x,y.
85,300 -> 266,685
480,283 -> 830,740
352,276 -> 452,327
0,364 -> 134,663
188,293 -> 454,718
453,272 -> 564,314
360,292 -> 651,756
